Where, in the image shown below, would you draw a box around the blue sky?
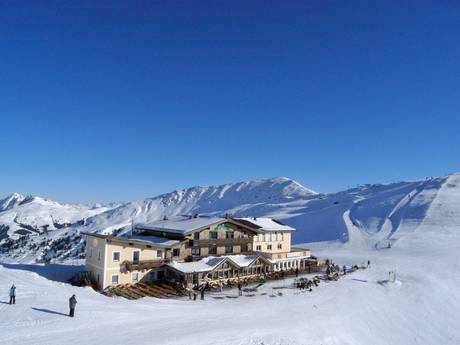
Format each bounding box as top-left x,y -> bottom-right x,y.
0,1 -> 459,203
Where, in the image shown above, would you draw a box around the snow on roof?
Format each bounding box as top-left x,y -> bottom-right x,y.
227,254 -> 260,267
167,256 -> 227,273
118,234 -> 180,246
167,254 -> 263,274
136,216 -> 224,234
235,217 -> 295,232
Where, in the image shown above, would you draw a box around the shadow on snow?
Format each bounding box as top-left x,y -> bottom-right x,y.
1,263 -> 84,283
31,307 -> 68,317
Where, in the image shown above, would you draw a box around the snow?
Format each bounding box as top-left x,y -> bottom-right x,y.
236,217 -> 295,231
167,256 -> 227,273
137,216 -> 223,234
1,234 -> 459,345
118,234 -> 180,246
3,175 -> 454,263
0,174 -> 460,344
167,254 -> 262,273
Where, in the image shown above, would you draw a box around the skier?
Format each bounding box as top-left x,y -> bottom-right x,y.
69,294 -> 77,317
295,267 -> 299,277
237,281 -> 242,296
367,260 -> 371,268
9,284 -> 16,305
343,265 -> 347,274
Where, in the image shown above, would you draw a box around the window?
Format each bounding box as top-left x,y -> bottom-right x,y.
226,231 -> 234,239
173,248 -> 180,257
111,275 -> 119,285
98,250 -> 101,261
278,232 -> 283,241
112,252 -> 120,262
131,272 -> 139,283
210,231 -> 218,239
267,244 -> 272,250
194,232 -> 200,240
225,245 -> 233,254
208,246 -> 217,255
191,247 -> 200,256
264,233 -> 270,242
256,245 -> 262,251
241,244 -> 248,252
156,250 -> 163,258
277,243 -> 282,250
133,250 -> 140,264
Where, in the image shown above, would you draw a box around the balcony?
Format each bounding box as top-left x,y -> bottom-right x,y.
121,259 -> 168,272
190,237 -> 252,246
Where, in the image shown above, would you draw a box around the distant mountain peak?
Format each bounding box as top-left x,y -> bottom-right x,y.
0,192 -> 26,211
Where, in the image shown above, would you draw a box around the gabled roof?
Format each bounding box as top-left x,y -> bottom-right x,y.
235,217 -> 295,232
166,254 -> 270,274
167,256 -> 228,273
136,215 -> 258,235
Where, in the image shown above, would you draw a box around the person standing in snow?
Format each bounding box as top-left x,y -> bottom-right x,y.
218,280 -> 223,293
9,284 -> 16,305
237,280 -> 242,296
69,294 -> 77,317
295,267 -> 299,277
367,260 -> 371,268
343,265 -> 347,274
200,286 -> 205,300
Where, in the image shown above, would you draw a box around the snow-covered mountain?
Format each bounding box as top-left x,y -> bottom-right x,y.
1,174 -> 459,263
0,192 -> 26,211
0,195 -> 114,262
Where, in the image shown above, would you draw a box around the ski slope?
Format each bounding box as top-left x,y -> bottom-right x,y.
1,234 -> 459,345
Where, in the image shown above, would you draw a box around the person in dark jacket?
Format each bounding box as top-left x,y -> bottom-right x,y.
69,295 -> 77,317
200,287 -> 205,300
237,281 -> 242,296
295,267 -> 299,277
9,284 -> 16,305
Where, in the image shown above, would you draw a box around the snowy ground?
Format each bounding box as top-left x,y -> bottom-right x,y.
1,174 -> 459,344
1,239 -> 459,345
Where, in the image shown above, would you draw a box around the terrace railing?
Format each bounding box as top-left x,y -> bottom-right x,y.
121,259 -> 169,272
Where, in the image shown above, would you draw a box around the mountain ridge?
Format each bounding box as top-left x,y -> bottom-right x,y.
0,174 -> 458,263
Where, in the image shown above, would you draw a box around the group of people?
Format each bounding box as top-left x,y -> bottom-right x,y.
7,283 -> 78,317
183,278 -> 245,300
295,277 -> 319,291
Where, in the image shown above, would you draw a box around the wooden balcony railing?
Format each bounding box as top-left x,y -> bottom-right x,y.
121,259 -> 168,272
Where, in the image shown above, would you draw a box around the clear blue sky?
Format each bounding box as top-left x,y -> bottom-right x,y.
0,1 -> 459,203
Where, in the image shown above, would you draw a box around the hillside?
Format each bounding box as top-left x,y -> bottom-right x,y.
0,174 -> 458,263
0,195 -> 114,262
